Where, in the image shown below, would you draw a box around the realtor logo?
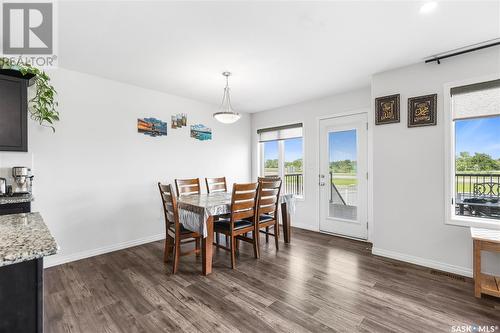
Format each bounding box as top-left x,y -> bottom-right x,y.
2,2 -> 53,54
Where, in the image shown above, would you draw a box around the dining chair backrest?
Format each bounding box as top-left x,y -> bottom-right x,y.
158,183 -> 180,233
258,176 -> 281,183
256,179 -> 282,217
230,183 -> 259,223
175,178 -> 201,197
205,177 -> 227,194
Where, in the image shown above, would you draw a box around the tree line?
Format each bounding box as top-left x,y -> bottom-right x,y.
456,152 -> 500,172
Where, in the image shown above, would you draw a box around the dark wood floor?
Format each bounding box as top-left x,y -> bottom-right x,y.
44,227 -> 500,333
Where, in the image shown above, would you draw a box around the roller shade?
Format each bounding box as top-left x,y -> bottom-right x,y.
257,123 -> 303,142
451,79 -> 500,120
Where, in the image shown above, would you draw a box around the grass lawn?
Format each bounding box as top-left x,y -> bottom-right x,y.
333,178 -> 357,186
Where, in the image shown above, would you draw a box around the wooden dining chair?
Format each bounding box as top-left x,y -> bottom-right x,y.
175,178 -> 201,197
205,177 -> 227,194
256,178 -> 282,250
158,182 -> 201,274
213,183 -> 259,268
205,176 -> 230,246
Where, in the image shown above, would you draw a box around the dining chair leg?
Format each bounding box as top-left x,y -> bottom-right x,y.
195,238 -> 201,257
225,235 -> 229,246
253,230 -> 260,259
274,223 -> 279,251
163,236 -> 171,263
266,226 -> 269,243
230,235 -> 236,269
173,237 -> 180,274
215,232 -> 220,247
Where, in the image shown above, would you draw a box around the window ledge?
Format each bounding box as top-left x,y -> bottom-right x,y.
446,216 -> 500,230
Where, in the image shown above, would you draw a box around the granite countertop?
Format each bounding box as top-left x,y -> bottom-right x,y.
0,212 -> 58,267
0,194 -> 34,205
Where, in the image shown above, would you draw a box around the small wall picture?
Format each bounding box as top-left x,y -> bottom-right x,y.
137,118 -> 168,137
171,113 -> 187,129
190,124 -> 212,141
408,94 -> 437,127
375,94 -> 400,125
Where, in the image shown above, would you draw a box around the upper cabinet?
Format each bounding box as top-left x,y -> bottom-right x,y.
0,71 -> 31,152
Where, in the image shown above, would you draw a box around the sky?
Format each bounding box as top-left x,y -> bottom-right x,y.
455,116 -> 500,159
264,133 -> 357,163
263,138 -> 303,162
329,130 -> 357,162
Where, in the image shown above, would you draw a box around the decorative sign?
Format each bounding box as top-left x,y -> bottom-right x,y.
137,118 -> 168,137
190,124 -> 212,141
375,94 -> 400,125
408,94 -> 437,127
171,113 -> 187,129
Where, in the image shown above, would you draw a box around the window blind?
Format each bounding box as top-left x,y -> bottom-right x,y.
257,123 -> 303,142
451,79 -> 500,120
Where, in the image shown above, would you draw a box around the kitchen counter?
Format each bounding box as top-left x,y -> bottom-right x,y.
0,212 -> 57,267
0,193 -> 34,205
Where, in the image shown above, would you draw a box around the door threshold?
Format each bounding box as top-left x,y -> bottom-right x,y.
319,230 -> 368,242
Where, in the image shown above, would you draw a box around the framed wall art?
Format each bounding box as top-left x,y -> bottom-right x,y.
407,94 -> 437,127
375,94 -> 400,125
137,118 -> 168,137
171,113 -> 187,129
190,124 -> 212,141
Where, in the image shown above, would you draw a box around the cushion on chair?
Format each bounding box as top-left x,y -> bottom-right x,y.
169,224 -> 192,234
245,214 -> 275,223
214,219 -> 254,232
257,214 -> 275,223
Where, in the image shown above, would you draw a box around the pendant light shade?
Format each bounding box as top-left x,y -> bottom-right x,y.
213,72 -> 240,124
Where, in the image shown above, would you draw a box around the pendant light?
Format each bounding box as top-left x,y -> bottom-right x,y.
213,72 -> 241,124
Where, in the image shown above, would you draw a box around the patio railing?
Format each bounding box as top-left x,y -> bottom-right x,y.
455,173 -> 500,219
455,173 -> 500,198
284,173 -> 303,196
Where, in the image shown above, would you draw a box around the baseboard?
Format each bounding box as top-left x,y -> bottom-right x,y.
372,247 -> 473,278
289,223 -> 318,233
43,233 -> 165,268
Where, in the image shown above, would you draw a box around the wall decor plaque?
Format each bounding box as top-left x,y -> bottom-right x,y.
375,94 -> 400,125
408,94 -> 437,127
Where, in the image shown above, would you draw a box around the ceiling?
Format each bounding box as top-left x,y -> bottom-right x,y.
57,1 -> 500,112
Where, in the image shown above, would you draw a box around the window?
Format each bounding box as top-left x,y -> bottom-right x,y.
258,123 -> 304,197
448,79 -> 500,226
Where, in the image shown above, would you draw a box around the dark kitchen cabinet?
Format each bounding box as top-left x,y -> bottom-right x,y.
0,71 -> 29,152
0,200 -> 41,333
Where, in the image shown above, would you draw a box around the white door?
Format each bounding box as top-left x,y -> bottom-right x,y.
319,113 -> 368,239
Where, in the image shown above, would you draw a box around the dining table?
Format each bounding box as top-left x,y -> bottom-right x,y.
177,191 -> 295,275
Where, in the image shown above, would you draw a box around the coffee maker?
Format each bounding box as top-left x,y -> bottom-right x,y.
12,167 -> 33,195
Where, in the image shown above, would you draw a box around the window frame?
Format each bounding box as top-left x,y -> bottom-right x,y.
258,129 -> 305,200
444,74 -> 500,230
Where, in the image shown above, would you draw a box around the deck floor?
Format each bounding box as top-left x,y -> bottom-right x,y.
44,228 -> 500,332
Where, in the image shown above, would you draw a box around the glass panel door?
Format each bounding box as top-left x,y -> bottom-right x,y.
319,113 -> 368,239
329,130 -> 358,221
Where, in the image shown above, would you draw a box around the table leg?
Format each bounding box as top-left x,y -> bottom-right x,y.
473,239 -> 481,298
459,204 -> 464,215
202,215 -> 214,276
281,202 -> 291,244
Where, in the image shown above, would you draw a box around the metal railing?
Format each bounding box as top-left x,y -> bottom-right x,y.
455,173 -> 500,198
284,173 -> 303,196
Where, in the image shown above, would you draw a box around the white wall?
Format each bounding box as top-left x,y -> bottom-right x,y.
251,88 -> 371,232
0,68 -> 251,267
371,47 -> 500,277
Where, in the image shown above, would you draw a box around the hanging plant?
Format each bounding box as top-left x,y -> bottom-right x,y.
0,59 -> 59,132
